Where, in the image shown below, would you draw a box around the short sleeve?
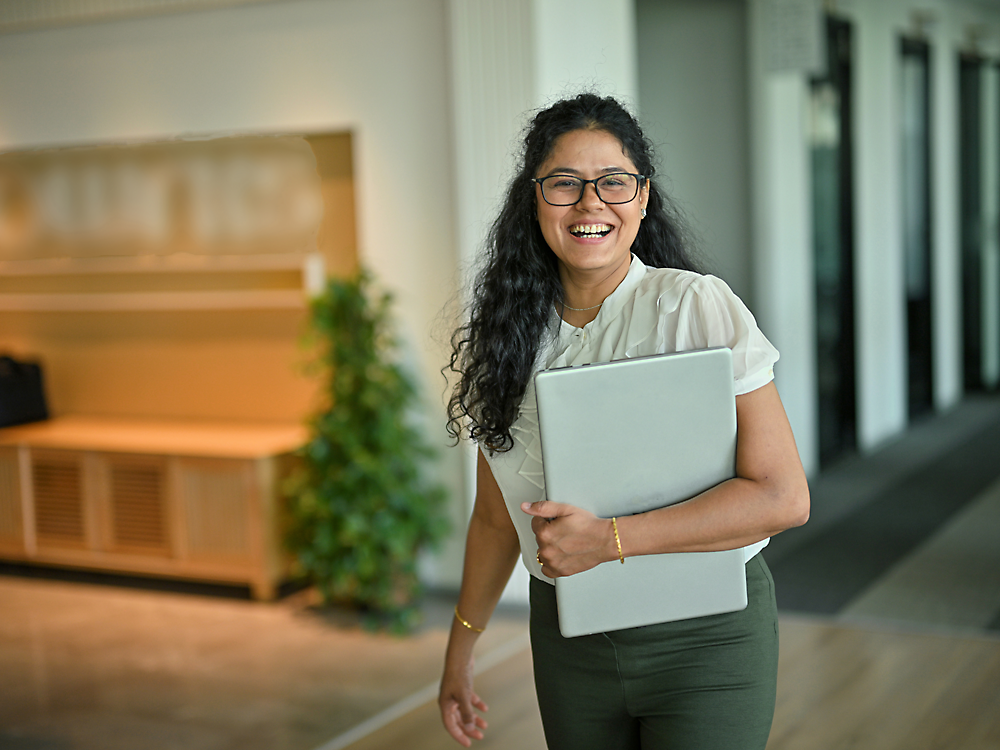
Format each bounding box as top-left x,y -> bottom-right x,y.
674,275 -> 779,396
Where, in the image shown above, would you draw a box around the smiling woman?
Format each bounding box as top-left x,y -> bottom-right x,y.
440,94 -> 809,750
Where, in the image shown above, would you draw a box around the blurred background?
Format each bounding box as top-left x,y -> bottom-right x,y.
1,1 -> 999,749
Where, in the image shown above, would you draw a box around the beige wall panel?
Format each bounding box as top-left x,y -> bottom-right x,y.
0,308 -> 319,422
44,336 -> 315,422
306,133 -> 358,279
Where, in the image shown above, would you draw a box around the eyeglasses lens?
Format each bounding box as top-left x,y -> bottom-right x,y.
541,173 -> 638,205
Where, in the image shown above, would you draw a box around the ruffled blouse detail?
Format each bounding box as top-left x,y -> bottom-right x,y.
510,380 -> 544,490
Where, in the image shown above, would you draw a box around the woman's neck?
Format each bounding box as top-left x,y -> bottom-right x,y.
557,257 -> 631,327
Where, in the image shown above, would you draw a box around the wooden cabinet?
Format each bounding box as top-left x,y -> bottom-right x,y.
0,417 -> 306,599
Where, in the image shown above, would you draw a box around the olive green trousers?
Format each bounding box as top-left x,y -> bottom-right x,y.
529,554 -> 779,750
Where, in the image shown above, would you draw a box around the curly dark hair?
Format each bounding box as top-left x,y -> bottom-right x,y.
446,93 -> 701,452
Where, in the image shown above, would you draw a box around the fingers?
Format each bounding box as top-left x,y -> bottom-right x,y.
530,515 -> 547,536
442,711 -> 472,747
440,690 -> 488,746
458,698 -> 481,730
531,507 -> 611,578
520,500 -> 572,518
445,701 -> 487,745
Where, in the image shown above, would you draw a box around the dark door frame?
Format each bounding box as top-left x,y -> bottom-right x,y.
810,14 -> 857,468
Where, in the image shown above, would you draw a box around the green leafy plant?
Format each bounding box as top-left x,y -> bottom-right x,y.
285,270 -> 449,632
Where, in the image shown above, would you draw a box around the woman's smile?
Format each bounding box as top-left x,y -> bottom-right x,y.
568,222 -> 614,240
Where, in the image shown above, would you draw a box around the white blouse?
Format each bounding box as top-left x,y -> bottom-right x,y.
482,255 -> 781,584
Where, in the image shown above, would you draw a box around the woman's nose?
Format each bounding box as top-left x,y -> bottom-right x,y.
578,181 -> 605,209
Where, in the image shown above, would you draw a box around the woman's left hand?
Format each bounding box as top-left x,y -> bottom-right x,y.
521,501 -> 617,577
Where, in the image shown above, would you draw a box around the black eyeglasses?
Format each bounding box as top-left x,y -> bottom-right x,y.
532,172 -> 646,206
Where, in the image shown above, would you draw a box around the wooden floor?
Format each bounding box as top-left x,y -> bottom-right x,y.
342,615 -> 1000,750
770,616 -> 1000,750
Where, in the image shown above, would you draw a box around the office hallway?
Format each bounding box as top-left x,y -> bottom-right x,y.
1,394 -> 999,750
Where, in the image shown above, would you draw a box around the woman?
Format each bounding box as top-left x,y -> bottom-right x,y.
439,93 -> 809,750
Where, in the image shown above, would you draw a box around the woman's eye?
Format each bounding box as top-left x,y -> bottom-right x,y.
600,176 -> 628,187
551,178 -> 580,190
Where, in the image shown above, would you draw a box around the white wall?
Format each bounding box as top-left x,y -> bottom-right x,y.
532,0 -> 638,107
0,0 -> 468,585
636,0 -> 753,302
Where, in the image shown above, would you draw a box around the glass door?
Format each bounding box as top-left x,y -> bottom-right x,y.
900,38 -> 934,417
810,15 -> 856,467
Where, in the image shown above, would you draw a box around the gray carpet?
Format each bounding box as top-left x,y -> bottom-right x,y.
766,393 -> 1000,634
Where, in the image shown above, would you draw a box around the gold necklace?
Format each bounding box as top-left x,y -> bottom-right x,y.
560,300 -> 603,311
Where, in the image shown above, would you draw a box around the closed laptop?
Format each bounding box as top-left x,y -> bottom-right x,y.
534,347 -> 748,638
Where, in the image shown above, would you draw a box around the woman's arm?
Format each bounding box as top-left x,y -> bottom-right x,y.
525,382 -> 810,577
439,448 -> 522,747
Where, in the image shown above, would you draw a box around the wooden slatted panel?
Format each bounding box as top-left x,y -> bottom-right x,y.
0,448 -> 23,544
33,456 -> 85,547
110,461 -> 168,554
180,460 -> 250,561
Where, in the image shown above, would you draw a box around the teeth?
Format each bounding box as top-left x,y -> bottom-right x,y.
570,223 -> 612,236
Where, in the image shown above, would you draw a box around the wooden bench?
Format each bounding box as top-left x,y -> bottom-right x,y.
0,415 -> 307,599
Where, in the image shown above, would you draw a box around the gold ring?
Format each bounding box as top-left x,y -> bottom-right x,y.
536,551 -> 542,566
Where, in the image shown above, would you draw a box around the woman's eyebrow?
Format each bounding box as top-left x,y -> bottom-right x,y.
542,166 -> 630,176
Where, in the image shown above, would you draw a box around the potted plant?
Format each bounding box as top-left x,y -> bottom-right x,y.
285,270 -> 449,631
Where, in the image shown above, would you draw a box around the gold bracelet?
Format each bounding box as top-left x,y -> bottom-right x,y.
612,517 -> 625,564
454,605 -> 485,633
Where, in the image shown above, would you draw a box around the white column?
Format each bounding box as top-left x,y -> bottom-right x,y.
444,0 -> 536,600
747,0 -> 818,476
448,0 -> 536,275
445,0 -> 637,603
931,12 -> 963,410
853,6 -> 908,450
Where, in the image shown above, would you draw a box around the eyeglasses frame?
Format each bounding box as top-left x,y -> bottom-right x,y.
531,172 -> 647,206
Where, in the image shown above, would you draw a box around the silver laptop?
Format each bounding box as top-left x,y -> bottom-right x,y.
534,347 -> 748,638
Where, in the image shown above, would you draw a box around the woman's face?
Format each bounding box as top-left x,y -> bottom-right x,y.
534,128 -> 648,284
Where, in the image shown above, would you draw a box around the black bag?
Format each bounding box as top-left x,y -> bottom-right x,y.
0,355 -> 50,428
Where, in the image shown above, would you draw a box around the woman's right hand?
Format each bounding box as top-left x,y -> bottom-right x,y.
439,656 -> 489,747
